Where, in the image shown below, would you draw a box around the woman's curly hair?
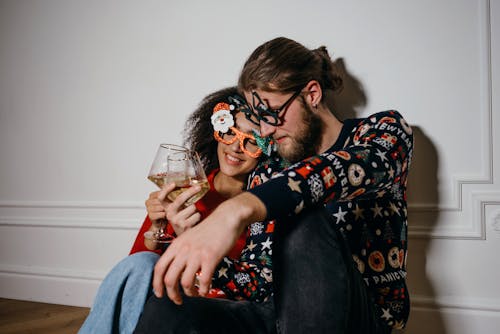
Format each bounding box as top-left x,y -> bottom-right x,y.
183,86 -> 240,173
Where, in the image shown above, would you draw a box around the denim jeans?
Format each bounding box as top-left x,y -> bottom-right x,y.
134,208 -> 381,333
79,251 -> 160,334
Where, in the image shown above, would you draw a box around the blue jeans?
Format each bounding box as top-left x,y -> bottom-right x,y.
79,251 -> 160,334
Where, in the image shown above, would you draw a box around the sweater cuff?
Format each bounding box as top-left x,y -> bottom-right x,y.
247,176 -> 298,220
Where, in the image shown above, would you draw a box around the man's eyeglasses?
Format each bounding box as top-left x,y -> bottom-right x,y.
229,86 -> 304,126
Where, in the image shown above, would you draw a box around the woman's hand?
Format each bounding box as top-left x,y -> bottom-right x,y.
145,185 -> 174,223
164,184 -> 203,236
145,183 -> 203,237
144,185 -> 176,250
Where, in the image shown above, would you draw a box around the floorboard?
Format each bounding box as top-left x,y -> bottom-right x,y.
0,298 -> 90,334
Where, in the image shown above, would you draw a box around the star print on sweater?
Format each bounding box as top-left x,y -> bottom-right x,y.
246,110 -> 413,329
209,155 -> 283,302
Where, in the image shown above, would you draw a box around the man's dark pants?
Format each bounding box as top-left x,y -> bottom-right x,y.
134,208 -> 383,333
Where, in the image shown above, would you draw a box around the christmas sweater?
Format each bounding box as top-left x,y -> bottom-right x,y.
216,110 -> 413,329
210,157 -> 284,302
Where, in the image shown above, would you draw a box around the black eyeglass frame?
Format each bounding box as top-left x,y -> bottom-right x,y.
229,85 -> 305,126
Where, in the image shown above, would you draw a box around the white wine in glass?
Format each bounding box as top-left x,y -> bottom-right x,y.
145,143 -> 190,243
147,144 -> 189,188
166,150 -> 209,207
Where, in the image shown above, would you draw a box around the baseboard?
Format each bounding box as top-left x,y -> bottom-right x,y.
0,269 -> 101,307
2,268 -> 499,334
403,303 -> 500,334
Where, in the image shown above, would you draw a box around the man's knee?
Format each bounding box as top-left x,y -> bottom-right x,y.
275,207 -> 343,257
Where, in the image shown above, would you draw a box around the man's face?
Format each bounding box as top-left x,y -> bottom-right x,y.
244,90 -> 322,163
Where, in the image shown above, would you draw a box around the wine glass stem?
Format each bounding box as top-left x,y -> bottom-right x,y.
157,218 -> 167,236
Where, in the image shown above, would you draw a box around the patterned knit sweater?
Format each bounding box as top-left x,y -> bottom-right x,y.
212,110 -> 413,330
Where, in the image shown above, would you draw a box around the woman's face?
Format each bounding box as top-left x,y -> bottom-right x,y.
217,112 -> 260,178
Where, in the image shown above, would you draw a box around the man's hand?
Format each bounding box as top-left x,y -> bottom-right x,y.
151,192 -> 267,304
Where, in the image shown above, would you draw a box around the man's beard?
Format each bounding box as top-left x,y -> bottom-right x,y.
277,102 -> 323,163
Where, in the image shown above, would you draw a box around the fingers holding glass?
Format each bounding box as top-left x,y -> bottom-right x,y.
145,144 -> 209,244
165,150 -> 209,206
166,198 -> 202,236
146,144 -> 189,244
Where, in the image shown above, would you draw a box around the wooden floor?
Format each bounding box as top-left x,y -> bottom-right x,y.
0,298 -> 90,334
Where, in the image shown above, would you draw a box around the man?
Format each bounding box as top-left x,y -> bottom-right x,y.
134,37 -> 413,334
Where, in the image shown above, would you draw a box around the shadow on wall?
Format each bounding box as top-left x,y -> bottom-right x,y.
330,59 -> 447,333
328,57 -> 367,121
400,127 -> 447,334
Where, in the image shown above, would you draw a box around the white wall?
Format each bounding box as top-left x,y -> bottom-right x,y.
1,0 -> 499,333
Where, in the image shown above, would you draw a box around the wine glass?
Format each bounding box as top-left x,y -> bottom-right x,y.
165,150 -> 209,287
145,143 -> 190,243
165,150 -> 209,207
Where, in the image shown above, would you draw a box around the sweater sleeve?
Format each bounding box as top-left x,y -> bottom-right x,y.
208,157 -> 285,302
248,110 -> 414,221
210,220 -> 274,302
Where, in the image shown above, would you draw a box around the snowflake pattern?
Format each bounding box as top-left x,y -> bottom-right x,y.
235,272 -> 251,285
249,222 -> 264,236
307,174 -> 324,203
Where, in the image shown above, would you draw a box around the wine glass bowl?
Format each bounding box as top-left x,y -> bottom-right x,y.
147,144 -> 189,188
145,144 -> 190,243
144,144 -> 208,243
165,150 -> 209,207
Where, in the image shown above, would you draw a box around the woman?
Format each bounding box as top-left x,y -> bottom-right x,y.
79,86 -> 266,334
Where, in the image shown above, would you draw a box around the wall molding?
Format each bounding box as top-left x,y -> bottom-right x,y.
408,191 -> 500,240
1,195 -> 498,239
0,267 -> 101,308
411,294 -> 500,313
407,0 -> 496,240
473,192 -> 500,237
0,263 -> 106,281
0,200 -> 145,230
493,211 -> 500,232
2,263 -> 500,314
438,0 -> 494,213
